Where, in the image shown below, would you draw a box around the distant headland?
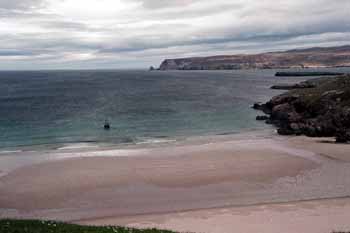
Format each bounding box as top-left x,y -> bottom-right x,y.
157,45 -> 350,70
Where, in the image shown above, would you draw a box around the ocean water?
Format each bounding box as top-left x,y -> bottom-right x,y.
0,68 -> 349,149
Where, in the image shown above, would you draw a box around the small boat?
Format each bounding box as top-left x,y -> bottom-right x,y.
104,120 -> 110,130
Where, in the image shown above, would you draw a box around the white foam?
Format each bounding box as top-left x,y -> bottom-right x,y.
136,138 -> 177,145
0,150 -> 23,154
57,143 -> 99,150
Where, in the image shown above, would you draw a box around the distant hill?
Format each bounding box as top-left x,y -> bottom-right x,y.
158,45 -> 350,70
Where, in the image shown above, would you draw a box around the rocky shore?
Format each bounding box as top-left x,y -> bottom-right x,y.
254,74 -> 350,142
270,80 -> 316,90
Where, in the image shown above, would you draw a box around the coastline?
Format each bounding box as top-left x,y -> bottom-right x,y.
0,129 -> 275,176
1,130 -> 350,233
1,70 -> 350,232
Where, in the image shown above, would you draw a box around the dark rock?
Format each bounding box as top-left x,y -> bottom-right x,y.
265,119 -> 274,124
293,125 -> 304,135
290,123 -> 300,131
269,94 -> 299,107
271,103 -> 294,121
254,74 -> 350,140
252,103 -> 263,110
335,129 -> 350,143
275,72 -> 344,77
288,111 -> 302,122
271,81 -> 315,90
252,103 -> 271,114
293,100 -> 308,113
300,122 -> 318,137
256,115 -> 269,121
277,127 -> 295,135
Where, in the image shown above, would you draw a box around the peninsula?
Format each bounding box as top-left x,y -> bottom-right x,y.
158,45 -> 350,70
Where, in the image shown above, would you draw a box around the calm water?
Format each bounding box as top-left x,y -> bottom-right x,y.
1,68 -> 349,149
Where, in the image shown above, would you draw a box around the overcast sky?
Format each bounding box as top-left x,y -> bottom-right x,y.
0,0 -> 349,70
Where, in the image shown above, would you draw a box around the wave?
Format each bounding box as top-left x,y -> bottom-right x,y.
0,150 -> 23,154
57,143 -> 99,150
136,137 -> 177,145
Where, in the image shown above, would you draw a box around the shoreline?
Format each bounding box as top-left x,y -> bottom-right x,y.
0,129 -> 276,175
0,128 -> 276,152
1,131 -> 350,232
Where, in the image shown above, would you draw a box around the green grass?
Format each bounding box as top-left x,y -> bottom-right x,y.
0,219 -> 181,233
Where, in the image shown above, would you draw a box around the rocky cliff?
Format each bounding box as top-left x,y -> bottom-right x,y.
254,74 -> 350,142
159,45 -> 350,70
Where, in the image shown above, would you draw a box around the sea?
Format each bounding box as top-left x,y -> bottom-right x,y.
1,68 -> 349,151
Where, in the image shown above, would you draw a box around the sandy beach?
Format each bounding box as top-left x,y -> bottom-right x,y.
0,134 -> 350,233
79,197 -> 350,233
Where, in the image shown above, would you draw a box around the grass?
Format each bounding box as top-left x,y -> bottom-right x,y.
0,219 -> 348,233
0,219 -> 180,233
287,74 -> 350,107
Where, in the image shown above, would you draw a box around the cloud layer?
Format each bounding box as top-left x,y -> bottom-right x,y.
0,0 -> 349,69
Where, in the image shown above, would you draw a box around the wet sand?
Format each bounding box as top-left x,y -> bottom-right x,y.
0,135 -> 350,233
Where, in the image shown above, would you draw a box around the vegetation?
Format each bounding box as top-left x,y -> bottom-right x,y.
0,219 -> 180,233
287,75 -> 350,107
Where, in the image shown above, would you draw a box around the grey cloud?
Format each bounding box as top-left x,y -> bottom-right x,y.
0,32 -> 103,59
0,0 -> 45,10
0,50 -> 36,56
0,8 -> 52,19
98,11 -> 350,55
132,0 -> 198,9
0,0 -> 349,69
141,2 -> 244,20
39,20 -> 94,31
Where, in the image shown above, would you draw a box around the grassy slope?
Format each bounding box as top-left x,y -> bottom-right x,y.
288,75 -> 350,107
0,219 -> 180,233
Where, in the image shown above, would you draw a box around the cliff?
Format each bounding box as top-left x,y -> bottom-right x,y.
159,45 -> 350,70
254,74 -> 350,142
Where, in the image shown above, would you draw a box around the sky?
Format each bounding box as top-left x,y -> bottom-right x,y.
0,0 -> 349,70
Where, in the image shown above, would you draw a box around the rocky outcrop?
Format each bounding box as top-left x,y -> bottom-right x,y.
159,45 -> 350,70
270,81 -> 315,90
275,71 -> 344,77
256,115 -> 269,121
254,74 -> 350,142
